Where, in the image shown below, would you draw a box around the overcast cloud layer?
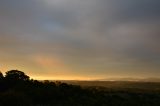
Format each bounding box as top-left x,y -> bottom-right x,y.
0,0 -> 160,79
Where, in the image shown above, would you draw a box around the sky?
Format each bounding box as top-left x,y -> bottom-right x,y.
0,0 -> 160,80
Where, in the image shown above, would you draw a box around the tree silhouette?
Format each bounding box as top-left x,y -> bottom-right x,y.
0,71 -> 3,80
5,70 -> 29,81
0,72 -> 5,92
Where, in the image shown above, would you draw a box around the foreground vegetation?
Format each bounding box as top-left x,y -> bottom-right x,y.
0,70 -> 160,106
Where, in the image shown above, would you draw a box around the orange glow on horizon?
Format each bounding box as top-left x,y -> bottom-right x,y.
30,75 -> 97,81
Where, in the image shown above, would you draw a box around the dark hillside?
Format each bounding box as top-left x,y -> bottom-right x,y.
0,70 -> 160,106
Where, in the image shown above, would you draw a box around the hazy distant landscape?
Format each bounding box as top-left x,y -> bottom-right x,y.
61,80 -> 160,91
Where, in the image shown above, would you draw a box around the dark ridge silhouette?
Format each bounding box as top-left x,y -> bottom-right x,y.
0,70 -> 160,106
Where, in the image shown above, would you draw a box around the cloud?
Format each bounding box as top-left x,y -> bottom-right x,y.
0,0 -> 160,79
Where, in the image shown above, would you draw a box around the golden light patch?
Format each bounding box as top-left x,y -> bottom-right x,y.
30,54 -> 73,75
33,55 -> 64,68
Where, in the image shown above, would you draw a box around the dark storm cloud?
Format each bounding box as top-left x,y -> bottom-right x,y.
0,0 -> 160,78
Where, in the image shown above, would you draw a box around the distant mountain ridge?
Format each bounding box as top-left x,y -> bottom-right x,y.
97,77 -> 160,82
